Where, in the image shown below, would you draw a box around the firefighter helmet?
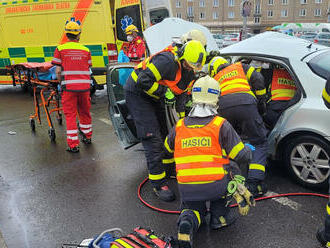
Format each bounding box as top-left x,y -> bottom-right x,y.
192,75 -> 220,106
208,56 -> 229,77
179,40 -> 206,71
181,29 -> 207,47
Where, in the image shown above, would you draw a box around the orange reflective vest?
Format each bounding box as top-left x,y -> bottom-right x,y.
174,116 -> 230,184
134,46 -> 184,95
214,62 -> 254,97
270,69 -> 296,101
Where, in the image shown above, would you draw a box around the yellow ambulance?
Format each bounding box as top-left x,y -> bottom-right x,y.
0,0 -> 144,85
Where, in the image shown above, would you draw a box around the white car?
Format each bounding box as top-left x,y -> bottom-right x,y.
107,30 -> 330,189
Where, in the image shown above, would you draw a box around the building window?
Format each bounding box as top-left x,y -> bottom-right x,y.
299,9 -> 306,16
254,17 -> 260,23
199,0 -> 205,7
300,0 -> 307,4
213,0 -> 219,7
176,0 -> 181,8
315,0 -> 322,3
314,8 -> 321,16
176,12 -> 182,18
213,11 -> 219,19
187,0 -> 193,2
228,11 -> 235,18
281,0 -> 288,5
267,10 -> 273,17
268,0 -> 274,5
281,9 -> 288,17
228,0 -> 235,6
200,12 -> 206,19
255,3 -> 261,14
187,6 -> 194,17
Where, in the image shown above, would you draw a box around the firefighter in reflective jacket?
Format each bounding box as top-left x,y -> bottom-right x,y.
317,76 -> 330,248
52,19 -> 92,153
124,25 -> 146,62
164,76 -> 253,248
263,67 -> 296,129
208,56 -> 268,197
124,40 -> 206,202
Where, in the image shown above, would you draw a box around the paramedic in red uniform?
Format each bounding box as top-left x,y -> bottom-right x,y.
124,24 -> 146,62
52,19 -> 93,153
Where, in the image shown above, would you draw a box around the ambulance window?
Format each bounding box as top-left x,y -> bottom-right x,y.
116,5 -> 143,41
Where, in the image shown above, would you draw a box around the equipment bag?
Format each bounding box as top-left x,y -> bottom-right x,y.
110,227 -> 172,248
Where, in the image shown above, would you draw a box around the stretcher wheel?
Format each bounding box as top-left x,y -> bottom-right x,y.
30,119 -> 35,132
57,117 -> 63,125
48,128 -> 56,142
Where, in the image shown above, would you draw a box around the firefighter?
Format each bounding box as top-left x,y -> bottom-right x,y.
52,19 -> 93,153
124,40 -> 206,202
316,77 -> 330,247
123,24 -> 146,62
164,76 -> 254,248
263,66 -> 297,129
208,56 -> 268,197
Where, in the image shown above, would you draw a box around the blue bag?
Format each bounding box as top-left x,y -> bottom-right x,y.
118,50 -> 133,86
88,233 -> 116,248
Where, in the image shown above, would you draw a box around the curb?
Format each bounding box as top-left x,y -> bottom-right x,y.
0,231 -> 7,248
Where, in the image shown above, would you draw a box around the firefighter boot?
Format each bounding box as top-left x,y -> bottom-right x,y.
246,179 -> 268,198
210,208 -> 239,230
178,217 -> 194,248
153,185 -> 175,202
82,136 -> 92,144
316,227 -> 330,247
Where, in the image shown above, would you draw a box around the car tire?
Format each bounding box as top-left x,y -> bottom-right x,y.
283,135 -> 330,189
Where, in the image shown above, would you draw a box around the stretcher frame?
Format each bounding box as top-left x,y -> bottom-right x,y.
8,62 -> 63,142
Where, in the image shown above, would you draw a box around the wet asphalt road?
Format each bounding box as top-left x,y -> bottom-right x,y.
0,85 -> 327,248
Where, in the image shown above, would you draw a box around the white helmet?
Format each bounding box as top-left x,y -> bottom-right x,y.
192,75 -> 220,106
180,29 -> 207,47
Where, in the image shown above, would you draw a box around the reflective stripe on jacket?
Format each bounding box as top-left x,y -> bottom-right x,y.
131,46 -> 184,96
52,41 -> 91,92
174,116 -> 230,184
214,62 -> 254,97
323,78 -> 330,109
270,69 -> 296,101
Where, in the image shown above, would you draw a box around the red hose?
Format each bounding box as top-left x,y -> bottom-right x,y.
137,177 -> 329,215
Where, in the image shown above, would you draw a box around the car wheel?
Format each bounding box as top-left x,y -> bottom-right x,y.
284,135 -> 330,189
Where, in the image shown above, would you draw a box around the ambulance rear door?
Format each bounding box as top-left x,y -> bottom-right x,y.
114,0 -> 144,53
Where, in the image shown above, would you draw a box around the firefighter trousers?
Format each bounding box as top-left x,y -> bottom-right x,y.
62,90 -> 92,148
219,103 -> 268,181
125,90 -> 168,188
263,100 -> 289,130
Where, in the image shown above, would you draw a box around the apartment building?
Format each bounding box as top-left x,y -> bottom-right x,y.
171,0 -> 330,33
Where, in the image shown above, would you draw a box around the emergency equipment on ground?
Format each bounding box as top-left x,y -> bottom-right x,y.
8,62 -> 62,141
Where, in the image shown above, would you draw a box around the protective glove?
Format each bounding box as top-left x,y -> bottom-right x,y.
206,50 -> 221,64
164,88 -> 176,105
257,97 -> 267,116
228,175 -> 256,216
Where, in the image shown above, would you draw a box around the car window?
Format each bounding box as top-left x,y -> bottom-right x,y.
308,51 -> 330,79
319,34 -> 330,39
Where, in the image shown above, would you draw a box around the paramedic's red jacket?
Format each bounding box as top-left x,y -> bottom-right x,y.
51,41 -> 92,91
125,36 -> 146,61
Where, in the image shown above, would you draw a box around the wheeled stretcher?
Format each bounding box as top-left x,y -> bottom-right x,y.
8,62 -> 62,141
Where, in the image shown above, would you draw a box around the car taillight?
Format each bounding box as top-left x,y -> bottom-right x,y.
314,39 -> 318,43
231,38 -> 238,41
107,43 -> 118,63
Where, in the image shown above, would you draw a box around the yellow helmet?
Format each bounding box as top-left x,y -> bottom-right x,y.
208,56 -> 229,77
179,40 -> 206,71
65,20 -> 81,35
125,24 -> 138,35
192,75 -> 220,106
181,29 -> 207,47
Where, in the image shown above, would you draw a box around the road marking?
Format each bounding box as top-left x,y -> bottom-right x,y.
99,118 -> 112,126
265,191 -> 301,211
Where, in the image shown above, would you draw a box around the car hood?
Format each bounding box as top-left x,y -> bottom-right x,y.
143,17 -> 219,54
220,31 -> 330,60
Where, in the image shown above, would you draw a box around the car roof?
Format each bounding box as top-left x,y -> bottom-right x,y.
220,31 -> 329,60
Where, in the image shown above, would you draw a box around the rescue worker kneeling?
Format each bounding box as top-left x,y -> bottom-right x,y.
124,40 -> 206,202
164,76 -> 254,248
